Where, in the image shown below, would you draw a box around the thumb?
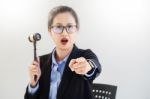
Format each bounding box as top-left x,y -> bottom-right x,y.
37,57 -> 40,64
69,59 -> 76,67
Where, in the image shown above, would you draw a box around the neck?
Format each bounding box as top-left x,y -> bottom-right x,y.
55,45 -> 73,62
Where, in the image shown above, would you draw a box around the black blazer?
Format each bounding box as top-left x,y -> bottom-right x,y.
25,45 -> 101,99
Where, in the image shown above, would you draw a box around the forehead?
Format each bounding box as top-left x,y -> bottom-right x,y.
52,12 -> 76,25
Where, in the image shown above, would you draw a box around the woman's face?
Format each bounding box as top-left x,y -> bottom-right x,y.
49,12 -> 78,51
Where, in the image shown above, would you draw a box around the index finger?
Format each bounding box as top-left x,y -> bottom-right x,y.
69,59 -> 77,68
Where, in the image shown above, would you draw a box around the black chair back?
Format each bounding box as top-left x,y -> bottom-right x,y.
92,83 -> 117,99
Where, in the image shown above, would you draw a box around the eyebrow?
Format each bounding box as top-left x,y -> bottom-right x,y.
53,23 -> 75,26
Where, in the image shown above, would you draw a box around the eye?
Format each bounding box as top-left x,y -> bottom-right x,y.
67,25 -> 73,29
51,25 -> 63,33
66,25 -> 77,33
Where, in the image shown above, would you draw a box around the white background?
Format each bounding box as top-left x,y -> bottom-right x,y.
0,0 -> 150,99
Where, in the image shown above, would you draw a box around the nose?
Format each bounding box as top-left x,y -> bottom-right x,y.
61,28 -> 68,36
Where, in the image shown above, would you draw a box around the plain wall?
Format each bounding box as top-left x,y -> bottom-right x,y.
0,0 -> 150,99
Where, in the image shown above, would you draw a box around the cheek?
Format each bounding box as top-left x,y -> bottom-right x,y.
70,34 -> 77,43
50,33 -> 60,43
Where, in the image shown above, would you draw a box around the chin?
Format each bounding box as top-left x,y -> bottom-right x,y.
60,44 -> 72,51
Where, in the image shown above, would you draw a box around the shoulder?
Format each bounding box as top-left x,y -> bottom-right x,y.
75,48 -> 98,60
39,53 -> 52,66
72,44 -> 97,58
39,53 -> 51,60
78,48 -> 96,56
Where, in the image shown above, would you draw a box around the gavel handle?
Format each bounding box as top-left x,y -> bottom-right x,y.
33,41 -> 37,82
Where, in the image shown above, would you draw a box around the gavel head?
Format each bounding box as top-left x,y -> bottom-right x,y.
28,33 -> 41,42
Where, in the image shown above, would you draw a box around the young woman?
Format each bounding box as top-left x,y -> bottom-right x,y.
25,6 -> 101,99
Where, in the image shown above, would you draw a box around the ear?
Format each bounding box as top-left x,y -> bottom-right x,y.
48,26 -> 51,32
48,27 -> 52,36
76,28 -> 79,33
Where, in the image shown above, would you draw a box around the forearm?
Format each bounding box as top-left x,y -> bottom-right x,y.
24,84 -> 39,99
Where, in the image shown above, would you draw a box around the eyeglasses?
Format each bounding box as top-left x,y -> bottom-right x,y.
50,24 -> 77,34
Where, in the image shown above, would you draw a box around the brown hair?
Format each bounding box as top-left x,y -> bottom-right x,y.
48,5 -> 79,29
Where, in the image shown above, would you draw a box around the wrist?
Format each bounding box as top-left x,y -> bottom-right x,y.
29,81 -> 38,88
87,59 -> 94,69
30,83 -> 38,88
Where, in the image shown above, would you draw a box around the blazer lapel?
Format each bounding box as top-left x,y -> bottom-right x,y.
40,53 -> 52,99
57,45 -> 79,98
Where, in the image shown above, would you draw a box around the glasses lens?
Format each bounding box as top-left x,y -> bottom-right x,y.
66,25 -> 77,33
52,25 -> 63,34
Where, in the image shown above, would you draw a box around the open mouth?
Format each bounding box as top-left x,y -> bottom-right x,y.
61,38 -> 68,45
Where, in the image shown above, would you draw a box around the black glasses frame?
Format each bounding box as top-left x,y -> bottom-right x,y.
49,25 -> 77,34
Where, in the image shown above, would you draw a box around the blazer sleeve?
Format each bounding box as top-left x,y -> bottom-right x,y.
82,49 -> 102,81
24,85 -> 40,99
24,55 -> 45,99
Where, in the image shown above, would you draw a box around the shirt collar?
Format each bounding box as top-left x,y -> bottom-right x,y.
52,48 -> 70,66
